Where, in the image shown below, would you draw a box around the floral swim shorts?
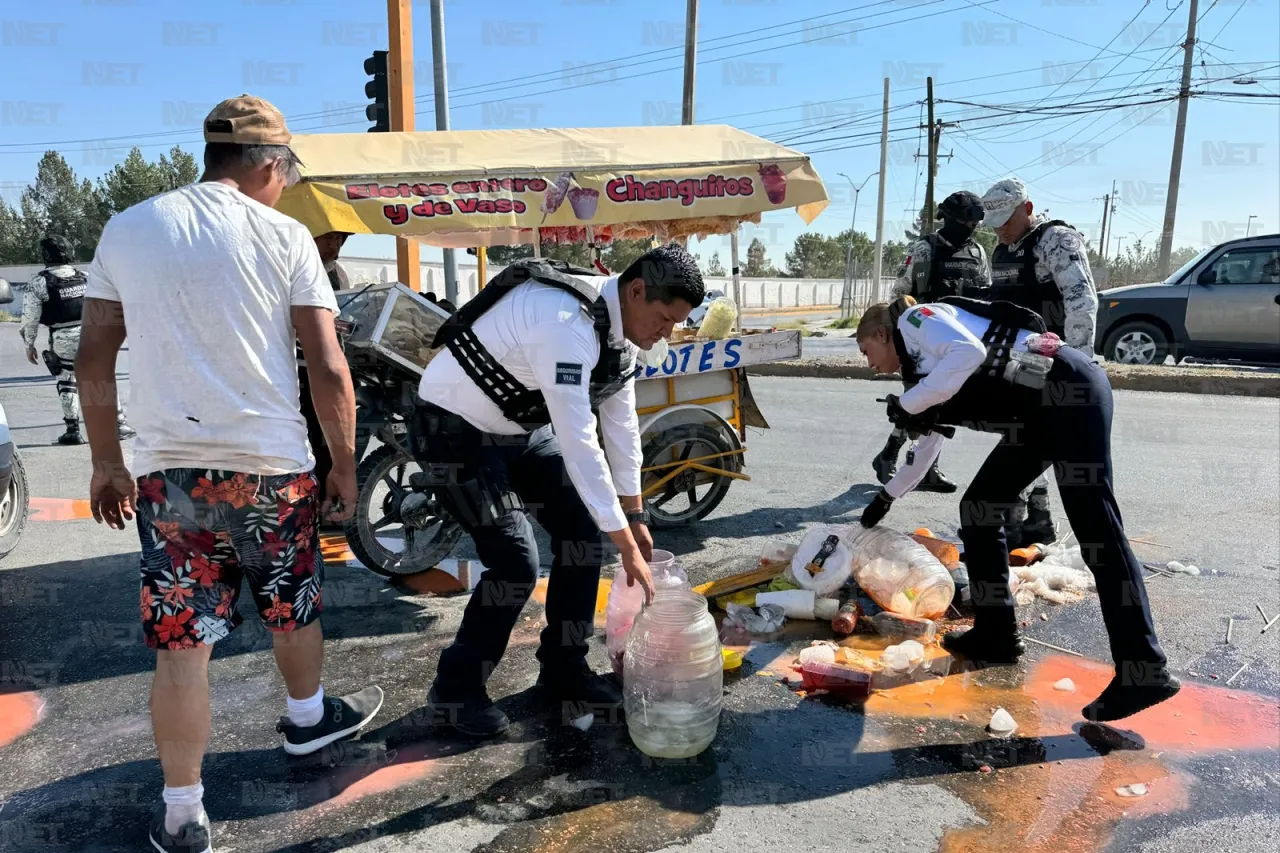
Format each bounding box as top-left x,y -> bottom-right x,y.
136,469 -> 324,650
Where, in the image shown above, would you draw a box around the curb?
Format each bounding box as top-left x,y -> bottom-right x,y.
748,361 -> 1280,398
741,305 -> 839,316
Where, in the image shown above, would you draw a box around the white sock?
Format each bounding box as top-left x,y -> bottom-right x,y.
162,781 -> 206,834
287,685 -> 325,728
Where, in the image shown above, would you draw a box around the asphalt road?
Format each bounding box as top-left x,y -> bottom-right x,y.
1,331 -> 1278,853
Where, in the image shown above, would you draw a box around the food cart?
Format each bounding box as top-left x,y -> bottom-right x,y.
277,125 -> 829,571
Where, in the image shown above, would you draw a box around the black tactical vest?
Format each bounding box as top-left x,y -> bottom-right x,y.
988,219 -> 1072,336
922,234 -> 986,300
38,269 -> 86,329
431,259 -> 635,431
892,298 -> 1047,435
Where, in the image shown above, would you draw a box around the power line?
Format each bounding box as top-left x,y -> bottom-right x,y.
976,0 -> 1187,144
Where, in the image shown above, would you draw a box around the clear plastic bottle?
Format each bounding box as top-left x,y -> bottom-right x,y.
624,589 -> 723,758
844,527 -> 955,620
605,550 -> 687,675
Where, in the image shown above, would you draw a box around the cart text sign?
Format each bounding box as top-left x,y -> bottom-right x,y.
279,165 -> 826,242
340,168 -> 784,228
636,331 -> 801,379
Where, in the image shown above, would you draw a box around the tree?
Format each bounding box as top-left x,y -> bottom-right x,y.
97,146 -> 198,218
1092,239 -> 1201,291
784,232 -> 845,278
19,151 -> 101,261
705,251 -> 726,277
484,244 -> 532,266
0,198 -> 30,265
743,237 -> 776,277
602,238 -> 652,273
881,239 -> 908,276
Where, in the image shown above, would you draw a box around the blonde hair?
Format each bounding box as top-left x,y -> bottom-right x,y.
856,295 -> 917,341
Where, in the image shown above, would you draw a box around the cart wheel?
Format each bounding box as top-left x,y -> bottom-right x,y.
344,445 -> 463,577
641,423 -> 735,527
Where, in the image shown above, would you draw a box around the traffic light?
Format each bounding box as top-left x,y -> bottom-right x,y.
364,49 -> 390,133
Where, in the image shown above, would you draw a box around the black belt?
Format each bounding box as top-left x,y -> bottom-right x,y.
417,402 -> 478,438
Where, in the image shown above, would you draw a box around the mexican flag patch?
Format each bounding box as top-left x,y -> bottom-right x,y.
906,306 -> 933,328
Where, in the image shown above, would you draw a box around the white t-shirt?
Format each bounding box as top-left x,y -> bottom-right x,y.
86,182 -> 338,476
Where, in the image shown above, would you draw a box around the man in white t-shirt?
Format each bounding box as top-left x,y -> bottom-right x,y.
76,95 -> 382,853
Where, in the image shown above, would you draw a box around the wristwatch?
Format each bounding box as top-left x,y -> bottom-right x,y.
625,509 -> 650,525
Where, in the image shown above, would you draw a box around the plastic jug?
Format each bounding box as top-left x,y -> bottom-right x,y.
623,588 -> 723,758
605,549 -> 687,675
844,527 -> 955,620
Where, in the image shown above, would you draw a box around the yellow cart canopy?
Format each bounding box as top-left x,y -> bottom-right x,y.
277,125 -> 828,247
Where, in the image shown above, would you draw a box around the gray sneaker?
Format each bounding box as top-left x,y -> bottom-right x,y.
276,686 -> 384,756
148,810 -> 211,853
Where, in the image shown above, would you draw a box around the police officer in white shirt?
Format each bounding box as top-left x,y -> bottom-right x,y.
853,295 -> 1180,723
413,243 -> 703,736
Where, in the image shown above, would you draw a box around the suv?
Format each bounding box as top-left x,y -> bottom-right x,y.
1096,233 -> 1280,365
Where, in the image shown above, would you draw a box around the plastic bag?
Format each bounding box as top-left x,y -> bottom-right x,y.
697,297 -> 738,340
723,603 -> 786,634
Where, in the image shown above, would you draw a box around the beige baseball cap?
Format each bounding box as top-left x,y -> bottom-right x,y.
203,94 -> 291,145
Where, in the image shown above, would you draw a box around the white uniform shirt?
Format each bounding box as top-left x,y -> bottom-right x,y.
417,276 -> 641,533
86,182 -> 338,476
885,302 -> 1036,499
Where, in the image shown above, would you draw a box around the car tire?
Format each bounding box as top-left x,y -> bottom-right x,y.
1104,320 -> 1170,366
0,452 -> 29,561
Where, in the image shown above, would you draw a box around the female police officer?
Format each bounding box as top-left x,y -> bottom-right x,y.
854,295 -> 1180,722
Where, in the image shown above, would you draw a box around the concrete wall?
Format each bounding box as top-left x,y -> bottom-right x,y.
0,258 -> 896,312
336,257 -> 896,311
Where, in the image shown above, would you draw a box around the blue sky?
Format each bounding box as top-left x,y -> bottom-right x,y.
2,0 -> 1276,267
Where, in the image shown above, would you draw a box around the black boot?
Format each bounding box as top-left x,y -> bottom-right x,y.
56,419 -> 84,445
918,462 -> 958,493
942,626 -> 1026,666
426,682 -> 509,737
537,661 -> 623,719
1012,487 -> 1057,547
1082,667 -> 1181,722
872,432 -> 907,485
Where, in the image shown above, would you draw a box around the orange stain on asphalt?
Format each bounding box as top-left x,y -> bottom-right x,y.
318,534 -> 355,564
0,692 -> 44,747
534,577 -> 613,620
327,756 -> 441,807
28,497 -> 92,522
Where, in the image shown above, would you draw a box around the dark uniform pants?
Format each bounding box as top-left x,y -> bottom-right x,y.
297,367 -> 333,489
958,346 -> 1167,673
412,405 -> 604,691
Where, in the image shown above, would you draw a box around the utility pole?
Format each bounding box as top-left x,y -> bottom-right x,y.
923,77 -> 936,236
387,0 -> 420,292
1098,188 -> 1112,262
872,78 -> 889,296
682,0 -> 698,125
1245,214 -> 1258,237
429,0 -> 459,303
1157,0 -> 1198,277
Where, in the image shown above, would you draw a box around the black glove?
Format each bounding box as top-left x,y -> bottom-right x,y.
886,394 -> 943,439
884,394 -> 912,430
860,489 -> 894,528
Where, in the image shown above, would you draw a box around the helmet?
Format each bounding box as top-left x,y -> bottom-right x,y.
937,191 -> 984,224
40,234 -> 75,266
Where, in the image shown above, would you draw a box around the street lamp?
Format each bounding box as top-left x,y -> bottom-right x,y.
1246,214 -> 1258,237
837,169 -> 878,319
